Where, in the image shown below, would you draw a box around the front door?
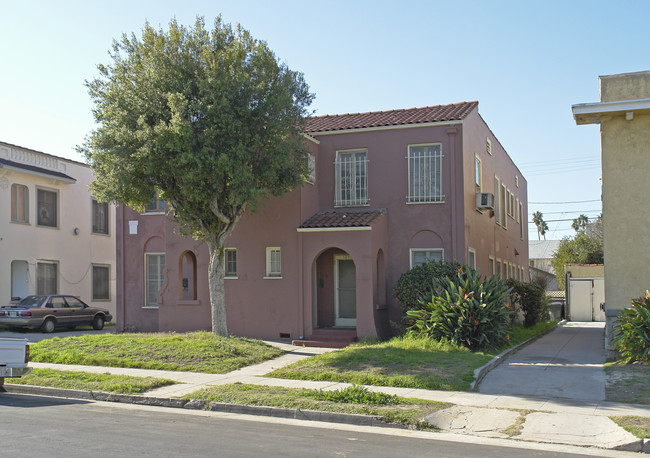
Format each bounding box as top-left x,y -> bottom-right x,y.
334,255 -> 356,327
11,260 -> 29,301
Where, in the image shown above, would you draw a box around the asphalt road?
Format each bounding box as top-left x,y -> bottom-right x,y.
0,393 -> 602,458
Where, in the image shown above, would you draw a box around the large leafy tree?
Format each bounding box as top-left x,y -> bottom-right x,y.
80,17 -> 314,336
551,230 -> 604,289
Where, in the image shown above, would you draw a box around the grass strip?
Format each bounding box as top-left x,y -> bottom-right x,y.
269,322 -> 557,391
604,361 -> 650,404
610,416 -> 650,438
6,368 -> 176,394
29,331 -> 284,373
183,383 -> 448,427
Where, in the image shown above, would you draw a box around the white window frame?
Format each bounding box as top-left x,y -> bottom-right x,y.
92,198 -> 109,235
486,137 -> 492,155
92,264 -> 111,301
488,256 -> 495,277
519,201 -> 525,240
36,260 -> 58,295
496,259 -> 502,278
500,182 -> 507,229
144,253 -> 165,307
409,248 -> 444,269
36,186 -> 58,228
11,183 -> 29,224
265,247 -> 282,279
474,155 -> 482,193
224,248 -> 237,278
334,149 -> 368,207
467,247 -> 476,269
407,143 -> 443,203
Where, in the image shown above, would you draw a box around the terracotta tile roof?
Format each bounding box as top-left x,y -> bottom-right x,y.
300,209 -> 386,228
305,101 -> 478,133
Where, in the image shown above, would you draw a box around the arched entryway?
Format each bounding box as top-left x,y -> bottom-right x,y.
314,248 -> 356,329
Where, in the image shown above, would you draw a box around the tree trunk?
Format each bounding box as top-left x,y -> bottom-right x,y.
208,242 -> 228,337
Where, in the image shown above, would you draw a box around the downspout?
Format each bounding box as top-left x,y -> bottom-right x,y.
565,270 -> 572,320
447,127 -> 458,260
297,188 -> 304,340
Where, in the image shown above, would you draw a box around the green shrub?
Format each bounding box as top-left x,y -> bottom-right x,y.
310,385 -> 400,406
612,292 -> 650,363
394,260 -> 463,313
506,279 -> 549,328
406,266 -> 511,350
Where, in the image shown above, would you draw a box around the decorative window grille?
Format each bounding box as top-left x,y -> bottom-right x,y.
145,253 -> 165,306
266,248 -> 281,278
408,144 -> 443,203
225,249 -> 237,277
92,199 -> 109,234
11,184 -> 28,223
335,150 -> 368,206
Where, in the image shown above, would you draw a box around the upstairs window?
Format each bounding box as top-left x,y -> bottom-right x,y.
474,156 -> 482,192
335,150 -> 368,206
37,188 -> 58,228
92,199 -> 109,234
145,253 -> 165,307
11,184 -> 28,223
146,191 -> 165,213
408,144 -> 442,203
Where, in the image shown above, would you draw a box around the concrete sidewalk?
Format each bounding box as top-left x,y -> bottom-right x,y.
18,336 -> 650,453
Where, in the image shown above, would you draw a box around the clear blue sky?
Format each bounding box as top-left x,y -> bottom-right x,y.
1,0 -> 647,238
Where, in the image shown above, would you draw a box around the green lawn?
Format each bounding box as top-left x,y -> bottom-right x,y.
29,332 -> 284,373
610,416 -> 650,438
269,322 -> 557,391
6,368 -> 176,394
183,383 -> 448,427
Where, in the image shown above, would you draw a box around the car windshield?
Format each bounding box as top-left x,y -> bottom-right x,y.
18,296 -> 46,308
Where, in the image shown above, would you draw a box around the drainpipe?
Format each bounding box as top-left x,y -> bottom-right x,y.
297,189 -> 304,340
447,128 -> 458,260
564,270 -> 572,320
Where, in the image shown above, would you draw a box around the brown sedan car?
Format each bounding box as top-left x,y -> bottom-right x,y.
0,295 -> 112,333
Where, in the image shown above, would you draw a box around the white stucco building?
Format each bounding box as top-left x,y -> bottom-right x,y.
0,141 -> 116,315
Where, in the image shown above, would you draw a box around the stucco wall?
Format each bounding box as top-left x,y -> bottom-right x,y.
461,110 -> 529,279
600,70 -> 650,102
0,143 -> 116,314
565,264 -> 604,278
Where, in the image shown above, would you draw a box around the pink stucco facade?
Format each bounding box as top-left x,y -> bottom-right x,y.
115,102 -> 528,340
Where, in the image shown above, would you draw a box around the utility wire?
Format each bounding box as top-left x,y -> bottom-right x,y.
529,199 -> 601,205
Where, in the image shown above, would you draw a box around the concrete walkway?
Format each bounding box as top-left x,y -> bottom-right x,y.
21,333 -> 650,453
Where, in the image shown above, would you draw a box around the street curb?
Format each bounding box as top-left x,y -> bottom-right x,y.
4,384 -> 404,430
470,321 -> 565,391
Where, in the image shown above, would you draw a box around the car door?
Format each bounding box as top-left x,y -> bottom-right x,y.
64,296 -> 90,326
47,296 -> 69,327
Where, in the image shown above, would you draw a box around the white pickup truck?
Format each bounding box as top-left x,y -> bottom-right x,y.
0,337 -> 32,390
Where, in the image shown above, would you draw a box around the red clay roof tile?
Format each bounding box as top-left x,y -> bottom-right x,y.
305,101 -> 478,133
300,209 -> 386,228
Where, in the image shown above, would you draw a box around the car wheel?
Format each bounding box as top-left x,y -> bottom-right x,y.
92,315 -> 105,330
41,318 -> 56,333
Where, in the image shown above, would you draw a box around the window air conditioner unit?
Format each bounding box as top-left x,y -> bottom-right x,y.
476,192 -> 495,209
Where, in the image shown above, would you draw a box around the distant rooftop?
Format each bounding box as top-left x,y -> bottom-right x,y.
305,101 -> 478,133
529,240 -> 562,259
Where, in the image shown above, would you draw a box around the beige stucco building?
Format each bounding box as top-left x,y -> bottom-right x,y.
0,141 -> 116,315
573,70 -> 650,349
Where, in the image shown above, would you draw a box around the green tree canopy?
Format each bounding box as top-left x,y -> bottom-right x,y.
551,231 -> 604,289
571,214 -> 589,232
79,17 -> 314,336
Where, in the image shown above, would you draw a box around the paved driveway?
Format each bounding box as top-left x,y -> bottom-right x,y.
478,322 -> 607,401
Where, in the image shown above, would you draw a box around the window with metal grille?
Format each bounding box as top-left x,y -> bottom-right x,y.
36,261 -> 58,295
92,199 -> 109,234
37,188 -> 58,228
335,150 -> 368,206
92,264 -> 110,300
408,144 -> 443,203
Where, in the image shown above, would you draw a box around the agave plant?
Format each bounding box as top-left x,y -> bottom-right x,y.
406,267 -> 512,350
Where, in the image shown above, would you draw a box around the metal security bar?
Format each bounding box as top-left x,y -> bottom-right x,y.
408,144 -> 443,203
335,150 -> 368,206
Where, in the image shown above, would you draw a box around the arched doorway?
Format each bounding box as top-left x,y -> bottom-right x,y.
314,248 -> 356,328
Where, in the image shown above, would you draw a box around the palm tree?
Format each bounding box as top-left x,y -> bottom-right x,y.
572,214 -> 589,233
532,211 -> 549,240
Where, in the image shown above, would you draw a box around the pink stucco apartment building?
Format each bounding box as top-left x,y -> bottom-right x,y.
116,101 -> 528,343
